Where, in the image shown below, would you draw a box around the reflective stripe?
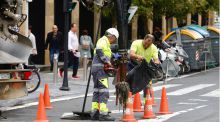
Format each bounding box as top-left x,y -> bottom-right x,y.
96,47 -> 102,50
92,64 -> 104,67
100,103 -> 108,114
94,88 -> 109,93
92,102 -> 99,110
99,78 -> 108,88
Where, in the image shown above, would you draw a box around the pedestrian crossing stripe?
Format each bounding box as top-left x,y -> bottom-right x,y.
139,84 -> 182,95
166,84 -> 215,96
201,89 -> 220,97
138,105 -> 208,122
153,84 -> 182,91
123,84 -> 218,97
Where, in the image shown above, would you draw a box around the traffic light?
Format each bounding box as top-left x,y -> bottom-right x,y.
63,0 -> 77,13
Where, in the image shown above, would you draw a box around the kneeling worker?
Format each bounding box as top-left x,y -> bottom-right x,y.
91,28 -> 119,121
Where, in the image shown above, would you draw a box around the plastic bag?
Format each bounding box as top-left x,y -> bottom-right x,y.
126,59 -> 156,94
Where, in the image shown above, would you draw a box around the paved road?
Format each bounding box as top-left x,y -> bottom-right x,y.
1,67 -> 219,122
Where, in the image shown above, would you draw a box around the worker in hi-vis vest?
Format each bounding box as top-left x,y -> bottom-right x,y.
91,28 -> 119,121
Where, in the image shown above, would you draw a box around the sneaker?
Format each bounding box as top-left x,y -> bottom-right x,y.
99,114 -> 115,121
58,68 -> 63,77
72,75 -> 80,79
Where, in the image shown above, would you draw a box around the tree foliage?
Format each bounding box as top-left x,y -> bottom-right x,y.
82,0 -> 219,23
132,0 -> 154,18
132,0 -> 219,20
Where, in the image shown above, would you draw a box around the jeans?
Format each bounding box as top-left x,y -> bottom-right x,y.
50,49 -> 59,71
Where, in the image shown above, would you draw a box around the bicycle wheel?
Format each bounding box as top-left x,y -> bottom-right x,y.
26,70 -> 41,93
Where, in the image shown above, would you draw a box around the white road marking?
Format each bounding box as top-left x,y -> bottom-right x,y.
188,99 -> 208,102
1,90 -> 116,111
201,89 -> 220,97
155,67 -> 219,85
153,84 -> 182,91
167,84 -> 215,96
61,112 -> 74,119
178,102 -> 198,105
154,97 -> 161,100
2,67 -> 218,112
139,84 -> 182,95
111,110 -> 124,114
138,105 -> 208,122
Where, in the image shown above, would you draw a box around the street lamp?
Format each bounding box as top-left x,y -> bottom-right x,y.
60,0 -> 77,91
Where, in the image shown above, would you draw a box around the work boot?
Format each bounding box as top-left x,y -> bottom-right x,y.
91,110 -> 99,120
99,114 -> 115,121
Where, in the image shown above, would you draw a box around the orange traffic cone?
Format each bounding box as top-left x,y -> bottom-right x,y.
133,92 -> 143,112
142,89 -> 156,119
122,92 -> 137,122
150,87 -> 156,106
35,93 -> 49,122
44,84 -> 52,109
157,87 -> 172,114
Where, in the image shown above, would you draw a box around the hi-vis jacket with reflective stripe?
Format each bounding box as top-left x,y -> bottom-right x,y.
91,36 -> 112,79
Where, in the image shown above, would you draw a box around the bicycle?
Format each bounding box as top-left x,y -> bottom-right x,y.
22,65 -> 41,93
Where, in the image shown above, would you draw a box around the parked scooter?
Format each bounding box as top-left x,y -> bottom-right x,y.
159,41 -> 190,75
174,45 -> 190,74
158,42 -> 180,77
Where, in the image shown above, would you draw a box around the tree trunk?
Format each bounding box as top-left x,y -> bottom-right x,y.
187,13 -> 191,25
208,10 -> 215,26
71,0 -> 80,37
167,18 -> 172,34
162,15 -> 167,39
147,18 -> 153,34
131,15 -> 138,40
172,17 -> 178,28
93,11 -> 101,43
198,13 -> 202,26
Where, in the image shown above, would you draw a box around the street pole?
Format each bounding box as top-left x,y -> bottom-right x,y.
60,0 -> 70,91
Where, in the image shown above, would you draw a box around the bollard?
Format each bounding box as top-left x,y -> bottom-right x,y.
53,53 -> 58,84
83,54 -> 88,81
204,51 -> 209,72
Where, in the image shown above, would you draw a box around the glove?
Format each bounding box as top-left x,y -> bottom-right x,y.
112,53 -> 121,60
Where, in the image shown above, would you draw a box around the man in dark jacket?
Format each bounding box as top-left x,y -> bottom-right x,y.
45,25 -> 63,71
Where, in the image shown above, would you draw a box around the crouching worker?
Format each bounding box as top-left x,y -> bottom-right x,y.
91,28 -> 119,121
129,34 -> 160,101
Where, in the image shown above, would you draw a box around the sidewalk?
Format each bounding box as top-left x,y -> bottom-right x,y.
0,68 -> 115,108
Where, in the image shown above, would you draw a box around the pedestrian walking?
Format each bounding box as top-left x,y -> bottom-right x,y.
45,25 -> 63,71
28,26 -> 37,65
90,28 -> 119,121
59,23 -> 80,79
80,29 -> 94,59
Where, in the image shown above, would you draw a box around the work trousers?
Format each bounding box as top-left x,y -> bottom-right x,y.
91,70 -> 109,116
